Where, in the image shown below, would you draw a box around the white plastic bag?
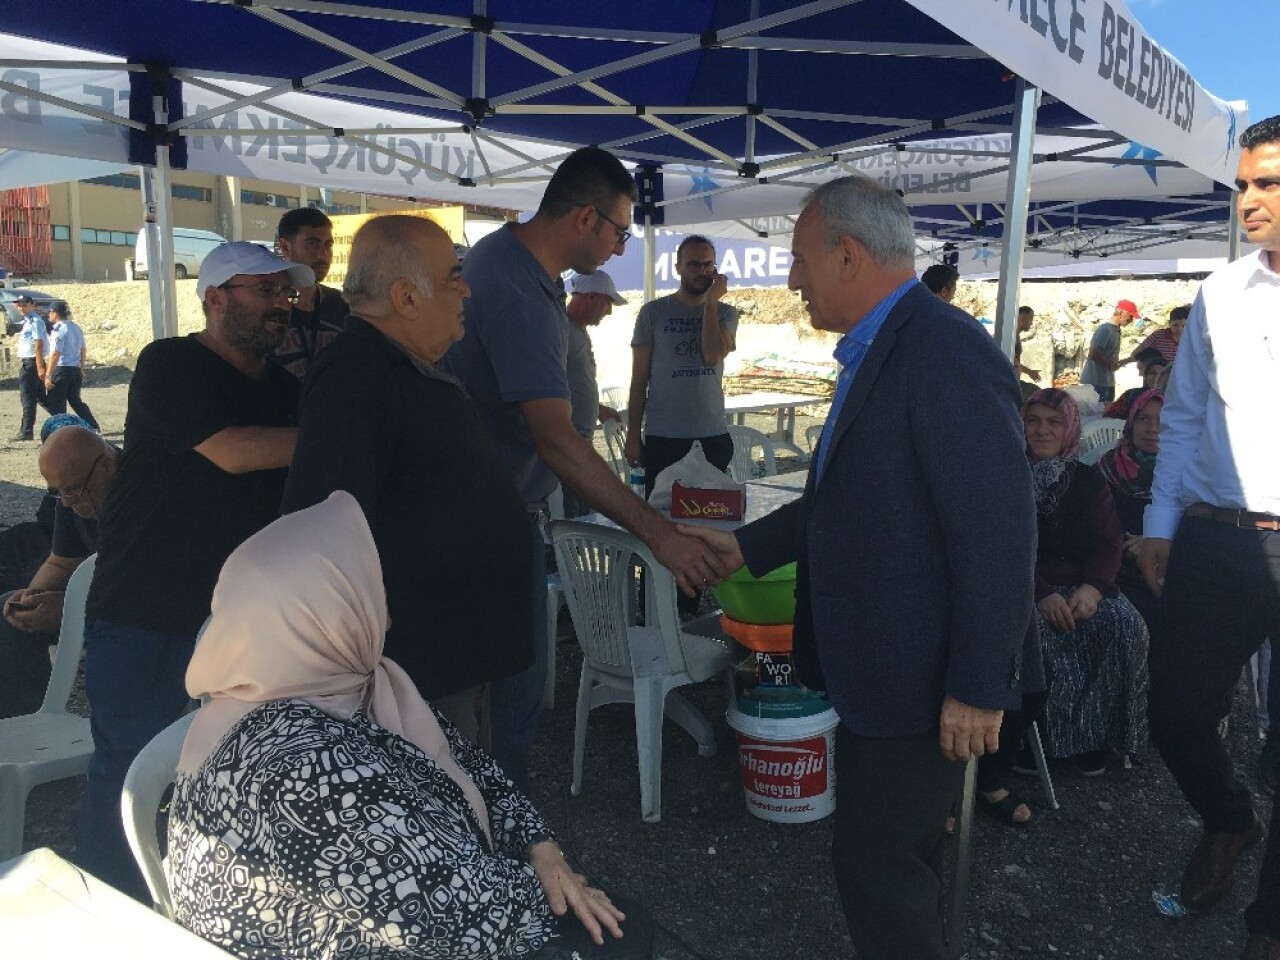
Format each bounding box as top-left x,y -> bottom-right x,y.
647,440 -> 736,511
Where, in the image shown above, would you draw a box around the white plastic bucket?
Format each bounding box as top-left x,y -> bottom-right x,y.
726,704 -> 839,823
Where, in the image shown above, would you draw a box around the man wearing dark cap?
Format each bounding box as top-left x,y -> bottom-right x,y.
1080,299 -> 1139,403
75,241 -> 306,899
9,294 -> 50,441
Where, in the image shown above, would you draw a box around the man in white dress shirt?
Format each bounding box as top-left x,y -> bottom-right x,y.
1140,115 -> 1280,958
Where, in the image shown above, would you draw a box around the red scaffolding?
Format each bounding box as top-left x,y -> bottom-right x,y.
0,187 -> 52,276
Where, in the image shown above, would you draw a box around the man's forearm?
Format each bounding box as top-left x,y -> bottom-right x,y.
27,555 -> 80,593
700,302 -> 731,366
195,426 -> 298,474
537,427 -> 673,548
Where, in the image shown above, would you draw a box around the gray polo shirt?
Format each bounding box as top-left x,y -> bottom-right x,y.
440,224 -> 569,503
632,293 -> 738,438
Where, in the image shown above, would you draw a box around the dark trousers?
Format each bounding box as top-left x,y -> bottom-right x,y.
976,690 -> 1048,793
44,367 -> 99,430
640,433 -> 733,499
16,358 -> 49,436
0,592 -> 55,719
74,618 -> 196,900
832,724 -> 966,960
489,514 -> 547,795
1146,516 -> 1280,936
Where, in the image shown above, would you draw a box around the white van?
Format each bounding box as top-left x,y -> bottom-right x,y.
133,227 -> 227,280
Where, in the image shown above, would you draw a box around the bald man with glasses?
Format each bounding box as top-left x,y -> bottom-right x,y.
74,242 -> 307,899
0,423 -> 117,720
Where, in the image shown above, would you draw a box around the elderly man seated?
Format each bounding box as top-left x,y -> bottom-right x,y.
0,421 -> 117,718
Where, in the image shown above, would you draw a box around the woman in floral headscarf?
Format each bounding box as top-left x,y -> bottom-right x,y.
1098,389 -> 1164,627
166,492 -> 648,960
977,389 -> 1149,825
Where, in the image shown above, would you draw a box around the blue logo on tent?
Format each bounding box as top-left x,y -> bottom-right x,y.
1114,142 -> 1163,185
684,167 -> 719,213
1226,105 -> 1238,161
970,247 -> 995,263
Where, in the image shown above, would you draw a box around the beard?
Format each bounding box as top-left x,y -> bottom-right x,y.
680,273 -> 713,297
223,298 -> 290,355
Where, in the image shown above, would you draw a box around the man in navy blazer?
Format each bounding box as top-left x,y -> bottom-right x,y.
685,176 -> 1039,959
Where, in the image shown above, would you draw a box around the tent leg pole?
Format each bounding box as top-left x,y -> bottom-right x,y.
140,167 -> 168,342
154,93 -> 179,340
643,213 -> 656,304
993,78 -> 1040,364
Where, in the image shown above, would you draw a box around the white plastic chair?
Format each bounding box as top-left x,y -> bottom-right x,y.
543,485 -> 568,710
0,554 -> 97,862
601,419 -> 630,483
805,423 -> 825,455
600,384 -> 628,412
1079,417 -> 1125,461
726,424 -> 778,482
122,710 -> 197,918
549,520 -> 733,822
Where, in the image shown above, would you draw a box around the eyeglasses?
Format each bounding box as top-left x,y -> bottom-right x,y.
591,206 -> 632,248
220,282 -> 301,304
47,450 -> 105,507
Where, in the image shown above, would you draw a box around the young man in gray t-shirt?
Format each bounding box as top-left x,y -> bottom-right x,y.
1080,298 -> 1138,403
626,235 -> 739,498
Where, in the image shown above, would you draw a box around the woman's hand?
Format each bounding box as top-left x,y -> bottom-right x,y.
1037,592 -> 1076,633
1122,533 -> 1144,563
1067,584 -> 1102,623
527,841 -> 625,945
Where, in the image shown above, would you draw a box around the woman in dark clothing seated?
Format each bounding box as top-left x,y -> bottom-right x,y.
977,389 -> 1150,825
1097,389 -> 1164,628
167,492 -> 646,960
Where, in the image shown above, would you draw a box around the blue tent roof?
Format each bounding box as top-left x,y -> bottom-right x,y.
10,0 -> 1094,170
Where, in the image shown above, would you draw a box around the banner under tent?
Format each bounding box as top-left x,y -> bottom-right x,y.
0,0 -> 1248,364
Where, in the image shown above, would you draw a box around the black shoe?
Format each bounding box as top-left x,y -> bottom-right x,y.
1258,738 -> 1278,797
1073,750 -> 1109,777
8,431 -> 33,442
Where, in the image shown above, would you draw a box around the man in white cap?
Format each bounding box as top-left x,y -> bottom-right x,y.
74,241 -> 308,900
566,271 -> 627,492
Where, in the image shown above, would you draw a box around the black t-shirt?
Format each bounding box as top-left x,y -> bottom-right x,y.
88,336 -> 298,636
51,501 -> 97,558
281,318 -> 534,698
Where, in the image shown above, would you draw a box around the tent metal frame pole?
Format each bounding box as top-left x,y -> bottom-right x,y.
643,214 -> 656,305
1228,194 -> 1242,262
993,78 -> 1040,363
139,166 -> 168,341
154,92 -> 179,339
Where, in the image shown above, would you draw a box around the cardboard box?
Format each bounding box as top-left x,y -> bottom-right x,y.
669,481 -> 746,521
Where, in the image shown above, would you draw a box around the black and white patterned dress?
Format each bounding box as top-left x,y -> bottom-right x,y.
167,699 -> 557,959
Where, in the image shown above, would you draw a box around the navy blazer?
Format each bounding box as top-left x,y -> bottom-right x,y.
736,284 -> 1041,737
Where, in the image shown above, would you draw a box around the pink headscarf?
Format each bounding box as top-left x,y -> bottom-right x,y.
1022,387 -> 1083,460
178,491 -> 491,845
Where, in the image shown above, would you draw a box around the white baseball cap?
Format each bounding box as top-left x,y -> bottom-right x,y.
197,241 -> 315,301
571,270 -> 627,305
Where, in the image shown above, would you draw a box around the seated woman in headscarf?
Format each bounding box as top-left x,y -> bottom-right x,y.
1103,349 -> 1168,420
975,390 -> 1150,825
1097,389 -> 1163,628
166,491 -> 644,960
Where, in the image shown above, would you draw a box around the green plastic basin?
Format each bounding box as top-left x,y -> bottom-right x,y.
713,562 -> 797,625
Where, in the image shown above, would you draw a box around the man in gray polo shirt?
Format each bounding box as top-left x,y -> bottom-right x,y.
625,234 -> 738,497
441,148 -> 732,790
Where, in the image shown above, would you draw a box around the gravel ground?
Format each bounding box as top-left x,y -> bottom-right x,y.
0,378 -> 1267,960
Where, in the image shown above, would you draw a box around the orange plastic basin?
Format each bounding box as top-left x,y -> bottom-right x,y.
720,615 -> 794,654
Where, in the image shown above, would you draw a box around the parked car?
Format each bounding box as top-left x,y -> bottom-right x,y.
1,288 -> 56,337
133,227 -> 228,280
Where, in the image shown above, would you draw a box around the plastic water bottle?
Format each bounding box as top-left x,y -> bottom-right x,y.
629,465 -> 646,498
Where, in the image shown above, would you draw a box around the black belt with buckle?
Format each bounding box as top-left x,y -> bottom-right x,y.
1186,502 -> 1280,532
